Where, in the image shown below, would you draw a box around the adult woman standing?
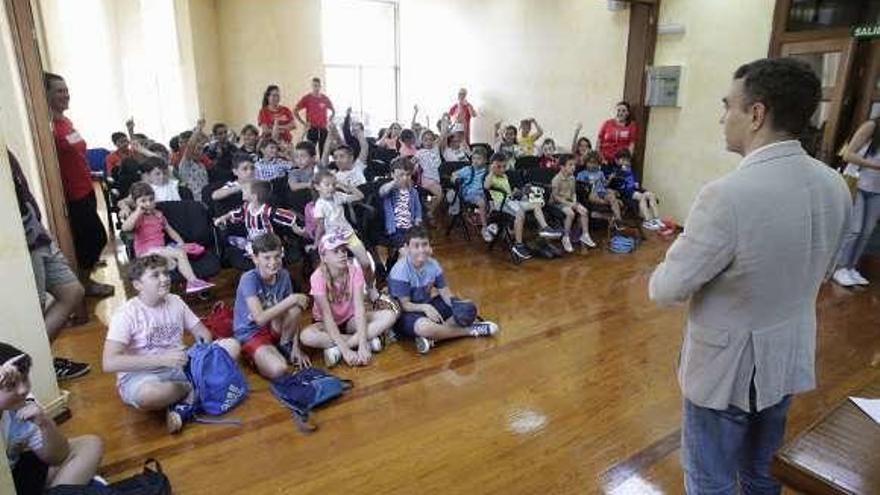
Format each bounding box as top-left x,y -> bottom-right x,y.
833,117 -> 880,287
257,85 -> 296,144
597,101 -> 638,164
45,73 -> 114,298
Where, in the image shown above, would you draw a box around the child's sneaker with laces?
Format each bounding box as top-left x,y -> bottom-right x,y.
166,401 -> 194,434
469,321 -> 499,337
579,234 -> 597,248
511,243 -> 533,260
324,346 -> 342,367
414,336 -> 434,355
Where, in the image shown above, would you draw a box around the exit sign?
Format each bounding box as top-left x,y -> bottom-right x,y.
853,24 -> 880,39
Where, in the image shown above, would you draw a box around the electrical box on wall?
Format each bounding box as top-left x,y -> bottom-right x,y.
645,65 -> 682,107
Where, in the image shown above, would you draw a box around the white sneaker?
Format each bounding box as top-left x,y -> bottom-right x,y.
469,321 -> 499,337
369,336 -> 383,352
561,235 -> 574,253
849,269 -> 870,286
414,336 -> 434,355
832,268 -> 856,287
481,226 -> 494,243
642,219 -> 661,231
324,346 -> 342,367
579,234 -> 597,248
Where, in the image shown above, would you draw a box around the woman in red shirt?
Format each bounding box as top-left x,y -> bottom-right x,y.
257,85 -> 296,144
597,101 -> 638,164
45,72 -> 114,297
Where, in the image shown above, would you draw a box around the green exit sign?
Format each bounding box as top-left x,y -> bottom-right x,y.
853,24 -> 880,39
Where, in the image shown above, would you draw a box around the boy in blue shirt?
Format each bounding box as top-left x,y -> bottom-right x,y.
608,149 -> 664,230
452,147 -> 492,241
233,233 -> 310,378
388,227 -> 500,354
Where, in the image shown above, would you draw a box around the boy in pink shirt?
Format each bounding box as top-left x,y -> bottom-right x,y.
102,255 -> 240,434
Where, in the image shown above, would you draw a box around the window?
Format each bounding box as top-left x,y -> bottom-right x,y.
321,0 -> 398,133
787,0 -> 880,32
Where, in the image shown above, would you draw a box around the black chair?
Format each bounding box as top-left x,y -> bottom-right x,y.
156,201 -> 222,279
178,185 -> 194,201
514,156 -> 540,172
365,160 -> 392,182
368,146 -> 398,166
484,187 -> 520,264
439,161 -> 471,240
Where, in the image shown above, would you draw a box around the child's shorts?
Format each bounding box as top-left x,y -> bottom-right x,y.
463,191 -> 484,205
394,295 -> 453,339
240,325 -> 281,362
117,367 -> 189,408
493,199 -> 540,217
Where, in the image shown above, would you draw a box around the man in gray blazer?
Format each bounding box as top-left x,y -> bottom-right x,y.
649,58 -> 851,494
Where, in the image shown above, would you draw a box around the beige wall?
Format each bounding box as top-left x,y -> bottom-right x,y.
399,0 -> 630,145
215,0 -> 324,133
642,0 -> 776,222
178,0 -> 224,125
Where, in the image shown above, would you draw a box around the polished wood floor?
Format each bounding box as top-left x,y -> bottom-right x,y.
52,224 -> 880,495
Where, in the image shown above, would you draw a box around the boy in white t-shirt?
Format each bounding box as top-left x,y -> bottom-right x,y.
1,342 -> 103,491
102,255 -> 241,434
325,123 -> 368,188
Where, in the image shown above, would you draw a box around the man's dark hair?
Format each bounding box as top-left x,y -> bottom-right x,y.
128,253 -> 168,282
294,141 -> 317,158
252,232 -> 283,255
405,225 -> 430,244
733,57 -> 821,136
111,132 -> 127,146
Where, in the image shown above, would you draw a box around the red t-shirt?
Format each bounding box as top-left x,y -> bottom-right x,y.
257,105 -> 295,142
449,102 -> 476,142
52,116 -> 93,201
598,119 -> 638,163
105,148 -> 132,174
294,94 -> 333,128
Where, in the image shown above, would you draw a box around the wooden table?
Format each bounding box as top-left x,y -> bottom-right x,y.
772,379 -> 880,494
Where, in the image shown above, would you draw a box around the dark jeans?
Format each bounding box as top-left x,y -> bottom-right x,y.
307,127 -> 329,157
67,191 -> 107,272
682,392 -> 791,495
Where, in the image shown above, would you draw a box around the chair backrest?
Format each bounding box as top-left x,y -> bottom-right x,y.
365,160 -> 391,182
369,146 -> 398,165
527,167 -> 557,187
178,185 -> 194,201
86,148 -> 110,175
288,188 -> 313,216
506,169 -> 526,190
270,176 -> 292,209
514,156 -> 540,171
439,161 -> 469,188
156,201 -> 215,249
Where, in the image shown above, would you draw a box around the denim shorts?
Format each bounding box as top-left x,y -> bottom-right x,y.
117,367 -> 189,408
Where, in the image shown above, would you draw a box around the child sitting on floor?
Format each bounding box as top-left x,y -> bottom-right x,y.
608,149 -> 664,230
299,232 -> 398,367
452,146 -> 492,241
312,170 -> 379,301
576,151 -> 623,223
214,180 -> 303,255
254,139 -> 293,181
485,152 -> 562,261
233,233 -> 310,378
2,342 -> 104,492
211,153 -> 256,202
102,255 -> 241,433
551,155 -> 596,252
122,182 -> 214,294
388,227 -> 499,354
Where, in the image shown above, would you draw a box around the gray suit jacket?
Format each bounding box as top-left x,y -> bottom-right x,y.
649,140 -> 851,411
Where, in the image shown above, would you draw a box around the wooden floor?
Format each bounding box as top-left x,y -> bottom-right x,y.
52,226 -> 880,495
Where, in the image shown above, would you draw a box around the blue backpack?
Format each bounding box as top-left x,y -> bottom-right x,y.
185,342 -> 249,417
270,367 -> 352,433
609,233 -> 637,254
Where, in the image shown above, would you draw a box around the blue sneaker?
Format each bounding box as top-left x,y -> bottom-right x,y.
166,401 -> 194,434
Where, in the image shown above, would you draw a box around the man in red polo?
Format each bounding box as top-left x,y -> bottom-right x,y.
294,77 -> 335,156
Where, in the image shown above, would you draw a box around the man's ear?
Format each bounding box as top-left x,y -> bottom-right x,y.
750,101 -> 769,132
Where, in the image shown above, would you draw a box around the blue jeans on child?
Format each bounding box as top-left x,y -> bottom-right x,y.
681,391 -> 791,495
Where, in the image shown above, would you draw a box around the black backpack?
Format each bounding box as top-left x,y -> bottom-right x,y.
46,459 -> 171,495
